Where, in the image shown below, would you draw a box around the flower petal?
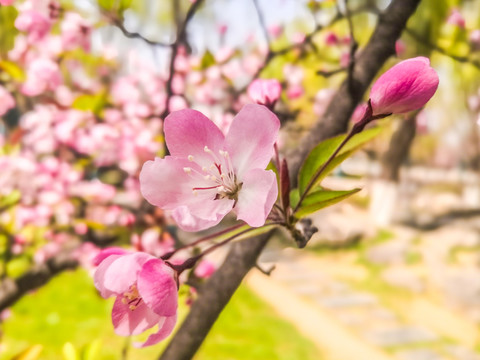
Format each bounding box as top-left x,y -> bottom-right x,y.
134,314 -> 177,348
111,296 -> 162,336
92,247 -> 129,266
234,169 -> 278,227
94,252 -> 153,296
171,201 -> 233,232
137,258 -> 177,317
225,104 -> 280,177
164,109 -> 225,167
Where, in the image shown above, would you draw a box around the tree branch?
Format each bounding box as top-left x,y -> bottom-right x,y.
159,1 -> 422,359
159,232 -> 272,360
0,249 -> 78,311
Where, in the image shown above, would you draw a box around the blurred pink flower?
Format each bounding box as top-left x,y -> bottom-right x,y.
140,104 -> 279,231
268,24 -> 283,39
247,78 -> 282,108
446,8 -> 465,28
324,32 -> 339,46
15,10 -> 51,42
0,85 -> 15,116
61,12 -> 91,51
369,57 -> 439,115
395,40 -> 406,57
194,260 -> 216,278
22,58 -> 62,96
94,251 -> 178,347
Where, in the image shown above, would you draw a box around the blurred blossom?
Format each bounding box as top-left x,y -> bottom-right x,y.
268,24 -> 283,39
395,40 -> 406,57
446,8 -> 465,28
286,84 -> 304,99
21,57 -> 62,96
247,78 -> 282,108
313,89 -> 335,117
60,12 -> 91,51
324,31 -> 339,46
194,260 -> 216,279
15,10 -> 51,42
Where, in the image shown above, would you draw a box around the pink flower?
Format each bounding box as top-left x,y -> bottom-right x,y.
0,85 -> 15,116
194,260 -> 216,279
14,10 -> 51,42
446,8 -> 465,28
22,58 -> 62,96
0,0 -> 14,5
247,79 -> 282,108
369,57 -> 439,115
94,251 -> 178,347
140,104 -> 279,231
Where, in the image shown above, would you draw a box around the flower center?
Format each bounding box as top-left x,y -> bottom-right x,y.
121,284 -> 142,311
183,147 -> 243,204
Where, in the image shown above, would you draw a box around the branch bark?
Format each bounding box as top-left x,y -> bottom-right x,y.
159,232 -> 271,360
0,250 -> 78,311
159,0 -> 422,359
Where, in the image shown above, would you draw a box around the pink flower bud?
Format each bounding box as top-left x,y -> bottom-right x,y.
247,78 -> 282,107
369,57 -> 439,115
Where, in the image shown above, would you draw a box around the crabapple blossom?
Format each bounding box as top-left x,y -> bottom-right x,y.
140,104 -> 279,231
94,251 -> 178,347
369,57 -> 439,115
247,78 -> 282,108
14,10 -> 51,43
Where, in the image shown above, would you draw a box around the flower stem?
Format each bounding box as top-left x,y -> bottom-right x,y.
161,222 -> 246,260
293,105 -> 390,213
169,222 -> 282,274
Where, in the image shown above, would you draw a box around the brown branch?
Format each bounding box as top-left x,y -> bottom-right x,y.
161,0 -> 205,119
159,232 -> 272,360
159,0 -> 423,359
0,249 -> 79,311
405,28 -> 480,70
110,17 -> 173,48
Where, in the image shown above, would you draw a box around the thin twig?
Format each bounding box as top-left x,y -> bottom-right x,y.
405,28 -> 480,70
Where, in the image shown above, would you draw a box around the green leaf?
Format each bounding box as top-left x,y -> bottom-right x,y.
294,188 -> 361,218
298,126 -> 382,196
12,345 -> 43,360
72,93 -> 106,115
199,50 -> 216,69
62,343 -> 78,360
0,6 -> 18,54
0,189 -> 21,210
98,0 -> 132,14
0,60 -> 25,81
81,340 -> 102,360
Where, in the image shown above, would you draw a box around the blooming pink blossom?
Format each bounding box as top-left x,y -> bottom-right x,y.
369,57 -> 439,115
247,79 -> 282,108
140,104 -> 279,231
94,251 -> 178,347
0,85 -> 15,116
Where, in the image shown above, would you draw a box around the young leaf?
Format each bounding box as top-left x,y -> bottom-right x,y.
294,188 -> 361,218
298,126 -> 382,195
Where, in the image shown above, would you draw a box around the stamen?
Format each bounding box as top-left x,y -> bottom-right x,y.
188,155 -> 194,162
183,167 -> 192,174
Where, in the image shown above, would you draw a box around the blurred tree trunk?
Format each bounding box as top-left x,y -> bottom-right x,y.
380,115 -> 417,182
159,1 -> 423,359
370,115 -> 417,225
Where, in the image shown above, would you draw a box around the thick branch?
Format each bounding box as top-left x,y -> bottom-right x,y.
159,1 -> 422,359
159,232 -> 271,360
0,250 -> 78,311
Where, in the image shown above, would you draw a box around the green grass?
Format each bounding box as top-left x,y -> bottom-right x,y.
0,269 -> 321,360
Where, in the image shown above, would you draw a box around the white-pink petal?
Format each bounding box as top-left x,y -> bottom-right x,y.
234,169 -> 278,227
225,104 -> 280,178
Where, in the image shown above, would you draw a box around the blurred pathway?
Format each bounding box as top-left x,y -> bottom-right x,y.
246,248 -> 480,360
